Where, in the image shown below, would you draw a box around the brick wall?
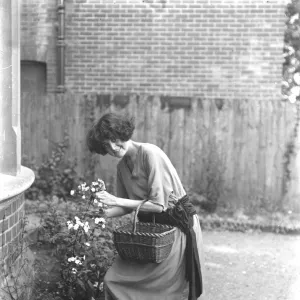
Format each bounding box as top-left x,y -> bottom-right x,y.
21,0 -> 287,99
0,194 -> 25,287
21,0 -> 57,93
63,0 -> 287,100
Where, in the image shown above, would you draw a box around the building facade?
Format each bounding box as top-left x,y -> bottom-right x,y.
21,0 -> 286,101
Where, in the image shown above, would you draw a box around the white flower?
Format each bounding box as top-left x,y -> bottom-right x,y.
75,259 -> 82,265
290,13 -> 299,24
91,188 -> 95,192
95,217 -> 106,225
289,67 -> 296,73
68,257 -> 76,262
283,52 -> 289,58
83,222 -> 90,233
102,224 -> 106,229
291,85 -> 300,96
82,195 -> 86,199
289,94 -> 297,103
93,282 -> 104,291
74,224 -> 79,230
282,81 -> 289,88
285,45 -> 295,55
294,73 -> 300,85
70,190 -> 75,196
67,221 -> 74,230
99,282 -> 104,292
71,268 -> 77,274
74,217 -> 84,227
85,242 -> 90,246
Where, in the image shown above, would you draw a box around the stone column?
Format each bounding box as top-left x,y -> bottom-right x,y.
0,1 -> 35,299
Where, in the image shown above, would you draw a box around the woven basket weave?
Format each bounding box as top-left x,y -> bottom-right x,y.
113,199 -> 176,263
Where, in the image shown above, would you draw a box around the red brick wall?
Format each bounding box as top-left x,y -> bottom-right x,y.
21,0 -> 287,100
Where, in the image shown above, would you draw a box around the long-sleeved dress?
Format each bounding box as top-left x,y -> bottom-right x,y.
104,143 -> 205,300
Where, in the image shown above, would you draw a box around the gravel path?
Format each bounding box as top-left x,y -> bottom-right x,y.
199,230 -> 300,300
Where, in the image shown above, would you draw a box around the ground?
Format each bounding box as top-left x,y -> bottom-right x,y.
24,204 -> 300,300
28,225 -> 300,300
199,230 -> 300,300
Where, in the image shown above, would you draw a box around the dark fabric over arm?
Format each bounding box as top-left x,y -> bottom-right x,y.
138,195 -> 203,300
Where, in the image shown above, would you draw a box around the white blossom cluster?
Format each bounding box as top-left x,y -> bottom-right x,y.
282,11 -> 300,104
70,179 -> 106,198
95,217 -> 106,229
93,281 -> 104,292
68,255 -> 86,274
67,216 -> 90,233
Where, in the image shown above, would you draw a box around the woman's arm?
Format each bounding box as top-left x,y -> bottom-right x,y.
115,197 -> 163,213
97,191 -> 163,215
105,206 -> 133,218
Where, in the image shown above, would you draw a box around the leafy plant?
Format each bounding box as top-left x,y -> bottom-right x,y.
23,137 -> 82,201
282,0 -> 300,207
37,179 -> 115,300
192,137 -> 226,212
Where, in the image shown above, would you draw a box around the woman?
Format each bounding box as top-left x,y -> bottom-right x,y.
87,112 -> 205,300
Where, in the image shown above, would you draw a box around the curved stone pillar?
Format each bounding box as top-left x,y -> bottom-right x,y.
0,0 -> 36,298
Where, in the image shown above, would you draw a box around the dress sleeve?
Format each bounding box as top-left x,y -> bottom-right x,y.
144,149 -> 172,211
116,166 -> 129,199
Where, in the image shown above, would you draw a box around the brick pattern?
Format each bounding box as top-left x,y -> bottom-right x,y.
63,0 -> 286,100
21,0 -> 57,93
20,0 -> 286,99
0,193 -> 25,277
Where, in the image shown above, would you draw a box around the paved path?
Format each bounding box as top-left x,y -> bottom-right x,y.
199,230 -> 300,300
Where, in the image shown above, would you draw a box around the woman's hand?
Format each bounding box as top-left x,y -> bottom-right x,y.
96,191 -> 118,206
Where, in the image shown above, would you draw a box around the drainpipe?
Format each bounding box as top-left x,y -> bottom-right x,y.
56,0 -> 65,93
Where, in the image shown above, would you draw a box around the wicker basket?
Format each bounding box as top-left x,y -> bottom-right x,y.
113,199 -> 176,263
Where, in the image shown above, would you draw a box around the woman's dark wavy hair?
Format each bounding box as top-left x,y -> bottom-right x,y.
86,113 -> 135,155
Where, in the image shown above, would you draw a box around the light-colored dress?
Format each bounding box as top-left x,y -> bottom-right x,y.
104,143 -> 205,300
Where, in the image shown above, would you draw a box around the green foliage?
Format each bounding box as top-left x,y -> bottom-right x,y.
282,0 -> 300,200
282,0 -> 300,103
192,137 -> 226,213
23,137 -> 82,201
35,180 -> 117,300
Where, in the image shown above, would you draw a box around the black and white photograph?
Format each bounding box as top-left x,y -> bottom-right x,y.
0,0 -> 300,299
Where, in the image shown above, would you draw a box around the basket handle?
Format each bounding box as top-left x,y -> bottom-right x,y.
133,199 -> 156,233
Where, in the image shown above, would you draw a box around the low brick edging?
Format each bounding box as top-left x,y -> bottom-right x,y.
0,167 -> 35,299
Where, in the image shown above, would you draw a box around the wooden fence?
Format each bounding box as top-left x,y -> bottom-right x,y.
21,92 -> 300,212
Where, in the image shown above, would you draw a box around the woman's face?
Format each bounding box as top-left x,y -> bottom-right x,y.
103,139 -> 129,158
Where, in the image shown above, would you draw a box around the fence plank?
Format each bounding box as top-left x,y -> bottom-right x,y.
223,99 -> 234,195
156,100 -> 169,153
183,98 -> 197,190
168,107 -> 184,180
